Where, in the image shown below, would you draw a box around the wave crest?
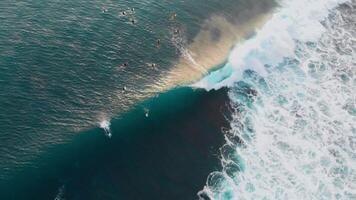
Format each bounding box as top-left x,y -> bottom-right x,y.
199,0 -> 355,199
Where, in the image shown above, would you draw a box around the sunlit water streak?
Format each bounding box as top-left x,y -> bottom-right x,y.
198,0 -> 355,199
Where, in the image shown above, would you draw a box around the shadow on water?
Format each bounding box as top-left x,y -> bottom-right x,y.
2,87 -> 232,200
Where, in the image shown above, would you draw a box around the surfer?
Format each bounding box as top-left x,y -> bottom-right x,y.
151,63 -> 156,68
118,62 -> 128,70
156,39 -> 161,48
120,62 -> 129,68
146,63 -> 157,69
170,13 -> 177,21
144,108 -> 149,117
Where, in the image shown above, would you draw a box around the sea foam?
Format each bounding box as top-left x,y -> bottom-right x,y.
193,0 -> 351,91
198,0 -> 355,199
100,120 -> 112,138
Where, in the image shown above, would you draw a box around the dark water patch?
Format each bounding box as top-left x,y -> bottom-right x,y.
0,87 -> 232,200
0,0 -> 276,178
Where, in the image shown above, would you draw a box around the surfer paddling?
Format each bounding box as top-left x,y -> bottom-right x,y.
144,108 -> 149,117
156,39 -> 161,48
120,62 -> 128,68
170,13 -> 177,21
121,8 -> 136,24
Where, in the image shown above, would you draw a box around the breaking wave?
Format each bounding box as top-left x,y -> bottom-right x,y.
198,0 -> 356,199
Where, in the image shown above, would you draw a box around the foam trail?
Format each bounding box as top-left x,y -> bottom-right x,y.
198,0 -> 355,199
100,120 -> 112,138
54,185 -> 65,200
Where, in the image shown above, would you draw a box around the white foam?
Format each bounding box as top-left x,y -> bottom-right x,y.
199,0 -> 355,199
54,185 -> 65,200
100,120 -> 112,138
193,0 -> 351,91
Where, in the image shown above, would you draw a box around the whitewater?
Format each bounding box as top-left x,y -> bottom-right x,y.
197,0 -> 356,199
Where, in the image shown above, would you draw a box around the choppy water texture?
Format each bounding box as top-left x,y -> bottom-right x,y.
0,0 -> 275,185
0,0 -> 355,199
199,0 -> 356,199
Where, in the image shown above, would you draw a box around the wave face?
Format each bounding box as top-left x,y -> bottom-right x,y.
198,0 -> 356,199
0,0 -> 276,183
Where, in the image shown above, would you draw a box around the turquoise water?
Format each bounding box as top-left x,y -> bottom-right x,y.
2,87 -> 232,199
1,0 -> 354,199
0,0 -> 277,199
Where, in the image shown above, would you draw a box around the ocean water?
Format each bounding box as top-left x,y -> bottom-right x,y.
0,0 -> 355,199
197,0 -> 356,199
2,87 -> 232,199
0,0 -> 276,199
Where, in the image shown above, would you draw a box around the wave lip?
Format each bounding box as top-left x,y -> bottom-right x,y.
193,0 -> 351,91
199,0 -> 355,199
152,1 -> 276,92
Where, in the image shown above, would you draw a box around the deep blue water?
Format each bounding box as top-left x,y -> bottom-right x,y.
2,87 -> 232,199
0,0 -> 276,199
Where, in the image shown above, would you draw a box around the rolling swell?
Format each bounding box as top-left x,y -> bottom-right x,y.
1,87 -> 232,199
0,0 -> 277,185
